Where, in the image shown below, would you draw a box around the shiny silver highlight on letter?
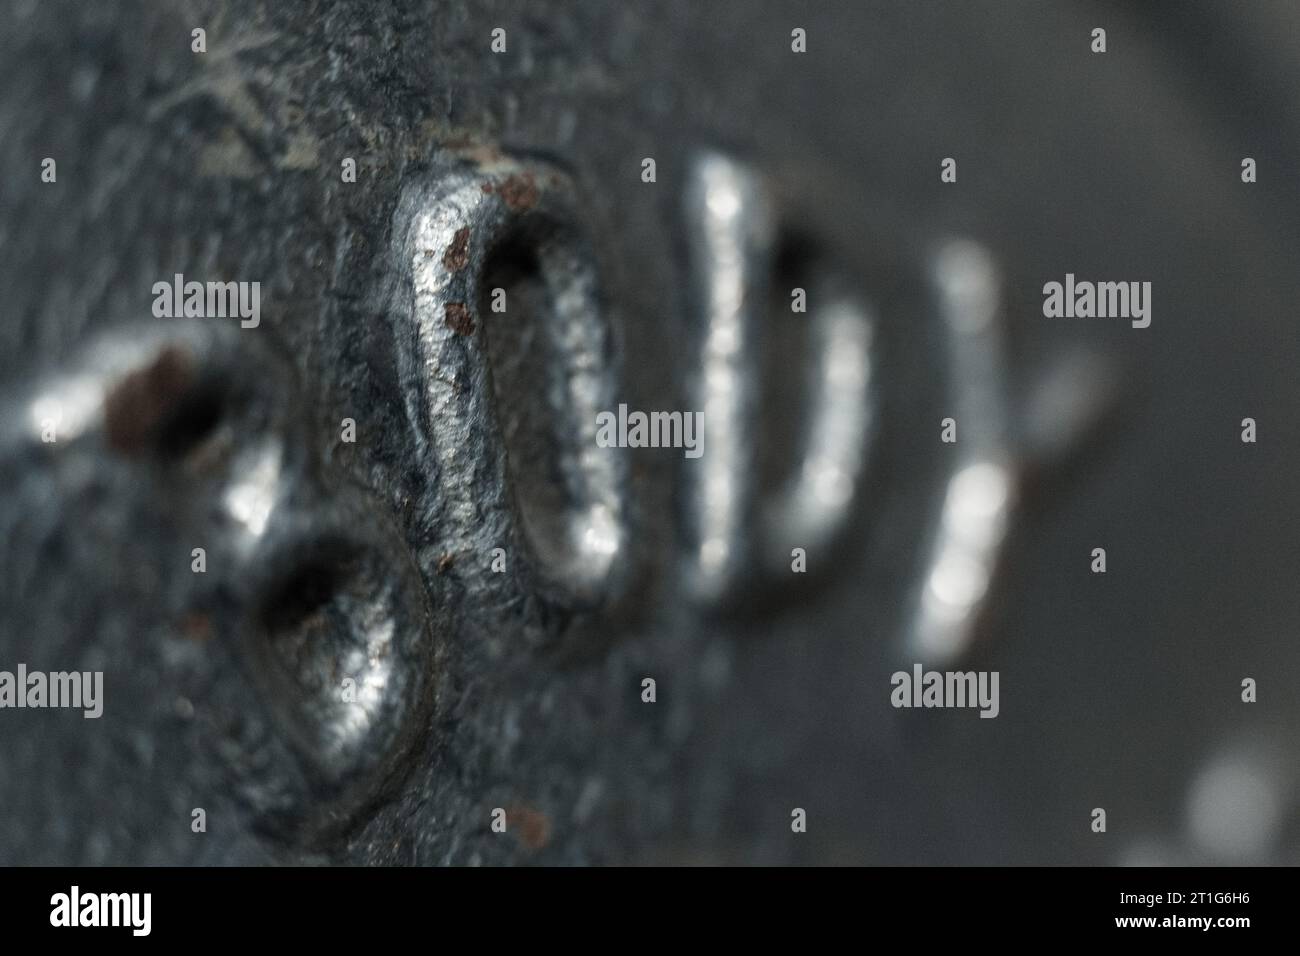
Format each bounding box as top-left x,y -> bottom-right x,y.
910,240 -> 1016,665
390,151 -> 630,637
680,150 -> 876,604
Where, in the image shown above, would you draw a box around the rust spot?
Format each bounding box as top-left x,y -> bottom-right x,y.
506,803 -> 552,851
178,612 -> 213,643
436,552 -> 455,574
495,172 -> 539,211
442,226 -> 471,272
104,345 -> 197,454
444,302 -> 475,336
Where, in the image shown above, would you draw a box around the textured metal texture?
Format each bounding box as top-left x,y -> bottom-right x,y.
3,0 -> 1300,866
389,149 -> 630,621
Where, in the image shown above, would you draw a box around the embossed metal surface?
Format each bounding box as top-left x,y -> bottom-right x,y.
2,0 -> 1300,866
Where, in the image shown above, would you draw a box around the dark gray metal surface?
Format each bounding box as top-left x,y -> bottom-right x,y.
1,0 -> 1298,865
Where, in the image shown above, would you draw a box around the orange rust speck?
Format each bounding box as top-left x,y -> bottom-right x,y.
179,612 -> 213,642
442,226 -> 471,272
495,172 -> 539,211
506,804 -> 553,851
444,302 -> 475,336
104,345 -> 197,454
